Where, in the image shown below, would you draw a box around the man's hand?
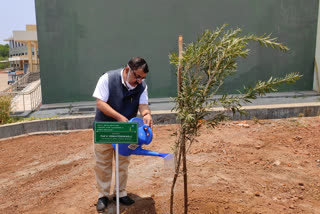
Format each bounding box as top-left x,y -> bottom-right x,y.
143,113 -> 153,129
96,98 -> 128,122
117,115 -> 128,122
139,104 -> 153,129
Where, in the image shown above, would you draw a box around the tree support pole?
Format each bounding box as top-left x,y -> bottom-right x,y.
177,35 -> 183,95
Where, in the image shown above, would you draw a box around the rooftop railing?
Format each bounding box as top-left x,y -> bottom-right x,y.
1,65 -> 41,114
3,72 -> 31,92
1,80 -> 42,113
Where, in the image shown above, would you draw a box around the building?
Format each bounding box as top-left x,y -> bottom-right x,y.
4,25 -> 39,73
35,0 -> 320,104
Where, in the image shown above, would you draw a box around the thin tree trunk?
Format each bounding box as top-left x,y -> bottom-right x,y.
170,139 -> 182,214
181,131 -> 188,213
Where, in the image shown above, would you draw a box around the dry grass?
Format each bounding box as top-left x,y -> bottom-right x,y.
0,94 -> 12,124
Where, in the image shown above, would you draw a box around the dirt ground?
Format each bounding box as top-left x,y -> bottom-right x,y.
1,117 -> 320,214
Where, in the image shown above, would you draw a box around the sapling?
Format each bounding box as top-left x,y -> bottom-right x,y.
169,24 -> 302,214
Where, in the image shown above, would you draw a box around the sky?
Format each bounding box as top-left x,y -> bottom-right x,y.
0,0 -> 36,44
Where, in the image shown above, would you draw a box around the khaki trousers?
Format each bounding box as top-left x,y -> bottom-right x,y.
94,143 -> 130,198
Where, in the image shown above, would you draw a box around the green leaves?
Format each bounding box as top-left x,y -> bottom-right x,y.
249,34 -> 289,52
170,24 -> 302,149
0,44 -> 9,58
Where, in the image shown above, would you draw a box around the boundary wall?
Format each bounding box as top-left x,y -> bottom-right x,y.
1,104 -> 320,140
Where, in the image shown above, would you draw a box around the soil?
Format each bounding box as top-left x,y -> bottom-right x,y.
1,117 -> 320,214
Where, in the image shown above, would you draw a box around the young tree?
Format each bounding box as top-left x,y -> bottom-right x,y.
0,44 -> 9,58
0,44 -> 10,69
169,25 -> 302,214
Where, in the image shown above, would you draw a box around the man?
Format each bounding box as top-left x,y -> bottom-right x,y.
92,57 -> 153,212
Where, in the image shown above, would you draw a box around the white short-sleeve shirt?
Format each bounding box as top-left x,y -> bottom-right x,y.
93,69 -> 149,104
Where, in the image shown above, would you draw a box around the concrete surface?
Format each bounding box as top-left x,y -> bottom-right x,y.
29,91 -> 320,116
1,91 -> 320,139
0,71 -> 9,91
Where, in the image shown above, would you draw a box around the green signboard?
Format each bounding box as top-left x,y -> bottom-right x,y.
94,122 -> 138,144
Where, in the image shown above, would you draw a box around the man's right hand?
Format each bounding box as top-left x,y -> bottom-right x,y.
96,98 -> 128,122
117,115 -> 128,122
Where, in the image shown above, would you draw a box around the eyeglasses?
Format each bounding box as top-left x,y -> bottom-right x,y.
128,66 -> 146,81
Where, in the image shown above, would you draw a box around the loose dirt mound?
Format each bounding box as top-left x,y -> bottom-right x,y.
1,117 -> 320,214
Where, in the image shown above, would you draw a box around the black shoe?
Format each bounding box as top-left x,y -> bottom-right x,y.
113,195 -> 135,206
96,197 -> 109,213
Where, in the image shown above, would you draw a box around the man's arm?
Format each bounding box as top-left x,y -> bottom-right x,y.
96,98 -> 128,122
139,104 -> 153,129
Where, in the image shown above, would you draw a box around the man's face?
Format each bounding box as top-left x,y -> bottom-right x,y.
127,66 -> 147,87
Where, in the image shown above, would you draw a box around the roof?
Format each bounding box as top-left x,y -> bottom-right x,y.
3,36 -> 13,41
12,31 -> 37,42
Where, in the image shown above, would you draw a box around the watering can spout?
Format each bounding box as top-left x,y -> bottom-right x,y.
131,147 -> 170,158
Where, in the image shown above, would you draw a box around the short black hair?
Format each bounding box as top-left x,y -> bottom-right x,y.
128,57 -> 149,73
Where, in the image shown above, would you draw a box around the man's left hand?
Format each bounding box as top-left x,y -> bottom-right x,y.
143,113 -> 153,130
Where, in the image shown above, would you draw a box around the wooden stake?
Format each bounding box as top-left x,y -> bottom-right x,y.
178,35 -> 183,95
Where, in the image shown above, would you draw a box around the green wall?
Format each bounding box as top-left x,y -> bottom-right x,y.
35,0 -> 319,104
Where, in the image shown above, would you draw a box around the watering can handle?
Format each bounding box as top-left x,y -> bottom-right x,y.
142,124 -> 153,145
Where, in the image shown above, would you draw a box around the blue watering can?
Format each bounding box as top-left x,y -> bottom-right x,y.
112,118 -> 172,159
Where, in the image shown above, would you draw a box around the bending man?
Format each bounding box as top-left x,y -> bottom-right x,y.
92,57 -> 153,212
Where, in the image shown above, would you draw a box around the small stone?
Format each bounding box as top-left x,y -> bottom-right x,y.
273,160 -> 281,166
237,123 -> 250,128
294,136 -> 302,141
289,205 -> 295,209
255,192 -> 260,197
298,183 -> 304,186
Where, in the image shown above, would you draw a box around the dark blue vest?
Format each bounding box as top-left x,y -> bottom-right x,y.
94,68 -> 146,122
